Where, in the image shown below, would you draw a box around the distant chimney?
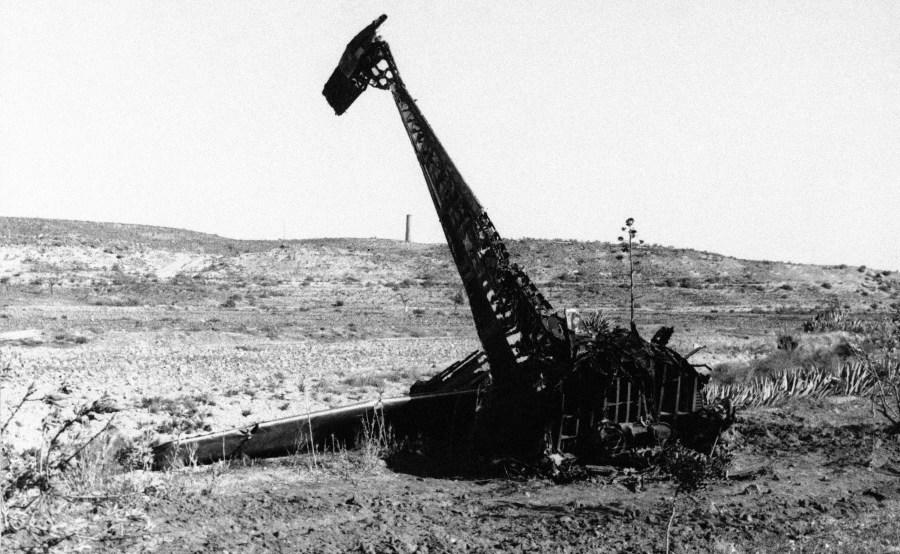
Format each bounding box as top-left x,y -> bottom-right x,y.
404,214 -> 411,242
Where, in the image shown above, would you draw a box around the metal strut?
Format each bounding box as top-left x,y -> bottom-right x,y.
322,16 -> 571,387
374,43 -> 567,384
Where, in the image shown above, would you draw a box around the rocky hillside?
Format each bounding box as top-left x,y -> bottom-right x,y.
1,216 -> 898,315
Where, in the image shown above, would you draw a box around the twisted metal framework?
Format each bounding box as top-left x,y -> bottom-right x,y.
148,17 -> 731,468
358,39 -> 568,385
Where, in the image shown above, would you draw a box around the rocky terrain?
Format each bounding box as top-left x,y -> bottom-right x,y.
2,216 -> 899,552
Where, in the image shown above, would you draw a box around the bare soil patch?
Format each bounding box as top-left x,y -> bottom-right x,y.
3,218 -> 900,552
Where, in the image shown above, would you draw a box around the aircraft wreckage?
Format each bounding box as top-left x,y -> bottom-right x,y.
154,15 -> 731,470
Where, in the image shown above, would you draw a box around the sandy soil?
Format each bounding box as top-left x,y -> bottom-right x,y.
4,398 -> 899,553
3,219 -> 900,552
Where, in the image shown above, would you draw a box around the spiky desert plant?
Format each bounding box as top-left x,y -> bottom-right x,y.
582,310 -> 611,337
801,304 -> 870,334
705,363 -> 876,409
839,360 -> 878,396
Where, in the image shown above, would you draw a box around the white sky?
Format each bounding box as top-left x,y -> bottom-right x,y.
2,1 -> 898,270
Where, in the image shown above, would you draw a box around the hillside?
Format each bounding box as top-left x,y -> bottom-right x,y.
2,216 -> 897,316
2,215 -> 899,441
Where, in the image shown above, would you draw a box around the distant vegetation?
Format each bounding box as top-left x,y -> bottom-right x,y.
2,217 -> 899,319
707,306 -> 900,429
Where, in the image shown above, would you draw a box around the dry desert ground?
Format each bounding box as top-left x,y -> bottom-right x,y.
2,217 -> 900,552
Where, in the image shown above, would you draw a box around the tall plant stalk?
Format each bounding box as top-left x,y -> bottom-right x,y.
617,217 -> 643,325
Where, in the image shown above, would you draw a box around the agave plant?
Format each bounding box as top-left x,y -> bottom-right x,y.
706,362 -> 877,409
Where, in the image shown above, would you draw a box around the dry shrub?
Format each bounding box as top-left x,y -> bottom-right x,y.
712,331 -> 858,388
358,404 -> 401,469
752,333 -> 856,377
657,441 -> 729,493
220,294 -> 241,308
341,372 -> 387,388
868,354 -> 900,429
286,403 -> 400,477
863,313 -> 900,429
1,385 -> 152,551
141,393 -> 215,435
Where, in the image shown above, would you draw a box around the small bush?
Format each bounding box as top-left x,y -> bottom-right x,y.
450,289 -> 465,305
869,356 -> 900,428
2,386 -> 140,549
341,373 -> 386,388
864,315 -> 900,429
90,296 -> 140,307
141,394 -> 214,435
260,324 -> 279,339
776,333 -> 798,352
220,294 -> 241,308
657,441 -> 728,493
358,406 -> 402,470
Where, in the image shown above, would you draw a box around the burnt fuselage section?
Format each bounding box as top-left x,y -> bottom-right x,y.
406,324 -> 726,464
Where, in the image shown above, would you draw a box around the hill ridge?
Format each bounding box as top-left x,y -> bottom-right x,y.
0,216 -> 864,270
1,216 -> 898,316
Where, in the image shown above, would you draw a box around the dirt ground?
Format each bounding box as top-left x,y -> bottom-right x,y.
3,220 -> 900,552
4,398 -> 899,553
137,401 -> 900,554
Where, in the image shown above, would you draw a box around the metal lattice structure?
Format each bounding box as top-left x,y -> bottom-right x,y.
322,15 -> 731,461
324,16 -> 570,388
